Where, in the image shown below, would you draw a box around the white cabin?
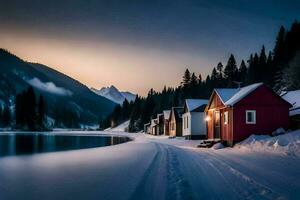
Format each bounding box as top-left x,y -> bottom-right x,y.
182,99 -> 208,139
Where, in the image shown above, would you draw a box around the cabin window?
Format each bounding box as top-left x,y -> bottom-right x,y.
246,110 -> 256,124
224,111 -> 228,125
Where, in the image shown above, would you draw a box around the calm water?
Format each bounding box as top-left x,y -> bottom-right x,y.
0,133 -> 130,157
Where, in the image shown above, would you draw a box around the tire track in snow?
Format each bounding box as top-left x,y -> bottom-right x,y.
165,146 -> 196,200
129,143 -> 195,200
129,143 -> 166,200
197,151 -> 284,200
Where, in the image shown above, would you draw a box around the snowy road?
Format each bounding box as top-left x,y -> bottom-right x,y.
0,132 -> 299,200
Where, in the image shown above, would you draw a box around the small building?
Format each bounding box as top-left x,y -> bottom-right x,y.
144,123 -> 151,134
156,114 -> 164,135
182,99 -> 208,139
150,118 -> 158,135
205,83 -> 291,146
169,107 -> 184,137
163,110 -> 171,135
281,90 -> 300,130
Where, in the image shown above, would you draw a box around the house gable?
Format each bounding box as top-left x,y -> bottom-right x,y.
206,91 -> 225,111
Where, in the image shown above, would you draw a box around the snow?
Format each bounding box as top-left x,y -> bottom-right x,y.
0,130 -> 299,199
214,83 -> 263,106
211,142 -> 225,150
281,89 -> 300,116
185,99 -> 208,112
91,86 -> 136,105
163,110 -> 170,120
225,83 -> 263,106
215,88 -> 239,103
235,129 -> 300,157
105,120 -> 130,132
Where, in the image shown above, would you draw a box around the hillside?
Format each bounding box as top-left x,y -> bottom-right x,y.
0,49 -> 116,126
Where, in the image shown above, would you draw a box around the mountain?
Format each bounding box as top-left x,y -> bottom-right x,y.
91,86 -> 136,104
0,49 -> 116,126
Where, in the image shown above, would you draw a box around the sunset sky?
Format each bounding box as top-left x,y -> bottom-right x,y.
0,0 -> 299,95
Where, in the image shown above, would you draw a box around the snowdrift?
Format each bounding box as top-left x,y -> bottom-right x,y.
106,120 -> 130,132
235,129 -> 300,156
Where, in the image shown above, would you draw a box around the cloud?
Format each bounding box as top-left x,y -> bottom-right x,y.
27,78 -> 72,96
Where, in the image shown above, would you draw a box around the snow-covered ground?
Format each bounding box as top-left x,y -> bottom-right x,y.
104,120 -> 130,132
0,130 -> 299,200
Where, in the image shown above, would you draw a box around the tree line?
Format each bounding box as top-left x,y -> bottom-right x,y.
15,87 -> 46,130
0,87 -> 47,130
101,21 -> 300,132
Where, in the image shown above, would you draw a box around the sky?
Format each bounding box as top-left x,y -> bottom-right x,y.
0,0 -> 300,96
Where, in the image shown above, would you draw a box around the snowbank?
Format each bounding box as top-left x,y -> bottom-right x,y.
211,142 -> 225,150
106,120 -> 130,132
235,130 -> 300,156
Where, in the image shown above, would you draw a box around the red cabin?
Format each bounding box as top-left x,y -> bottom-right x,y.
205,83 -> 291,146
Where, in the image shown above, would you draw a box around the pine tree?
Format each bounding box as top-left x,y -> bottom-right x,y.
282,52 -> 300,90
253,53 -> 260,82
238,60 -> 247,83
266,51 -> 274,86
247,54 -> 254,83
122,99 -> 130,120
211,68 -> 218,81
273,26 -> 286,66
38,95 -> 46,129
0,106 -> 3,126
181,69 -> 191,87
216,62 -> 223,81
224,54 -> 238,87
26,87 -> 37,130
190,73 -> 198,98
258,45 -> 267,82
2,105 -> 11,127
198,74 -> 202,84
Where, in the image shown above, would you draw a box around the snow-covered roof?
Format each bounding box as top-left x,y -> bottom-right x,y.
171,107 -> 184,120
225,83 -> 263,106
151,119 -> 158,126
214,88 -> 239,104
215,83 -> 263,106
163,110 -> 171,119
185,99 -> 208,112
281,90 -> 300,116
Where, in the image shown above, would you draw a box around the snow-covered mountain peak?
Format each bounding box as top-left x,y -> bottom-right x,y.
91,86 -> 136,105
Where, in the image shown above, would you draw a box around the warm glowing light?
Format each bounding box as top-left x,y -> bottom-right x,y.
205,116 -> 211,121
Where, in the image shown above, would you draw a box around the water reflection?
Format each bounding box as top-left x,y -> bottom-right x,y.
0,134 -> 130,157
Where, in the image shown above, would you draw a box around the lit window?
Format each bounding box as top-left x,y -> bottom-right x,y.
224,111 -> 228,125
246,110 -> 256,124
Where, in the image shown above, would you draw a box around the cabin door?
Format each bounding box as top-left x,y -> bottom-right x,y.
214,111 -> 221,138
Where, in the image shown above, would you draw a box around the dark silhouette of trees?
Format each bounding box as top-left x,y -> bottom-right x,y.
38,95 -> 46,129
224,54 -> 238,87
15,87 -> 47,130
2,105 -> 11,127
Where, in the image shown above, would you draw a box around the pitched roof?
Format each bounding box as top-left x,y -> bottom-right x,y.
225,83 -> 263,106
214,88 -> 239,104
185,99 -> 208,112
163,110 -> 171,119
215,83 -> 263,106
171,107 -> 184,120
281,89 -> 300,116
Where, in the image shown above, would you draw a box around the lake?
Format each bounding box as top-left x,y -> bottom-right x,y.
0,133 -> 131,157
